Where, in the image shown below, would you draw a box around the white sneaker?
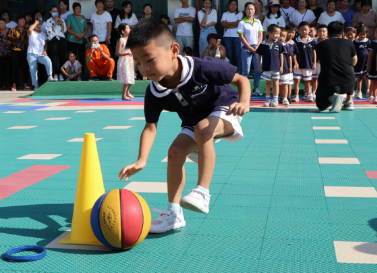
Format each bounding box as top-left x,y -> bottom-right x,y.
282,98 -> 289,105
59,74 -> 64,81
53,75 -> 58,81
149,208 -> 186,233
180,189 -> 211,214
329,93 -> 344,113
367,90 -> 370,98
312,93 -> 316,101
291,95 -> 299,102
263,100 -> 271,107
356,91 -> 363,99
252,88 -> 263,96
352,91 -> 355,96
307,95 -> 313,102
302,91 -> 307,100
271,99 -> 279,107
342,101 -> 354,111
47,76 -> 54,82
367,95 -> 374,102
187,150 -> 198,163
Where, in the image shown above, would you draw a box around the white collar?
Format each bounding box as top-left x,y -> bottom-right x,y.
296,36 -> 313,44
286,40 -> 295,45
355,38 -> 369,43
150,55 -> 194,98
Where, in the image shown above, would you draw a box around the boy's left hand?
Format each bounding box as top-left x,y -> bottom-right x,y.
226,102 -> 249,116
312,64 -> 316,70
280,67 -> 283,74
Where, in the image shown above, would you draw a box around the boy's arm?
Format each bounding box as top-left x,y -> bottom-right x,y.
280,53 -> 284,74
293,55 -> 298,71
119,122 -> 157,181
367,51 -> 373,72
288,56 -> 292,73
227,73 -> 251,116
312,49 -> 316,70
257,55 -> 263,73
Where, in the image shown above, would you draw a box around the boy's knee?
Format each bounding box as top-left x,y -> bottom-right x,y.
168,144 -> 187,161
194,123 -> 214,142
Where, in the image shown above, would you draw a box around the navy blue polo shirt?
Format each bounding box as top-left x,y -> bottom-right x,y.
282,43 -> 292,75
294,36 -> 316,69
368,40 -> 377,76
286,40 -> 298,56
256,40 -> 283,72
144,56 -> 239,127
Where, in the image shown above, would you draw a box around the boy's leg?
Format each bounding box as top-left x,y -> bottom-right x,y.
305,80 -> 312,97
264,79 -> 272,106
294,79 -> 300,96
272,79 -> 279,97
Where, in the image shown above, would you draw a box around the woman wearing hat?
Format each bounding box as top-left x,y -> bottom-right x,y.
263,0 -> 285,32
202,33 -> 227,60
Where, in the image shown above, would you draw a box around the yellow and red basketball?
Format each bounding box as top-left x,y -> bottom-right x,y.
90,189 -> 151,250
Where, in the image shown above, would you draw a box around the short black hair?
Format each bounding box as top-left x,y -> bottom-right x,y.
361,0 -> 371,7
328,21 -> 344,37
68,51 -> 76,56
50,5 -> 59,11
88,34 -> 98,41
0,18 -> 5,23
72,2 -> 81,10
1,10 -> 11,20
280,27 -> 287,33
16,15 -> 25,22
327,0 -> 337,6
317,24 -> 328,31
25,12 -> 33,18
310,24 -> 317,31
95,0 -> 104,6
59,0 -> 69,7
160,14 -> 170,25
183,47 -> 193,56
33,9 -> 44,18
267,24 -> 280,33
285,24 -> 296,31
298,21 -> 310,29
143,3 -> 152,9
355,0 -> 361,3
126,18 -> 175,50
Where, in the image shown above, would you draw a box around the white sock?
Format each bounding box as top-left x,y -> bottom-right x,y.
196,185 -> 209,195
273,96 -> 278,101
168,202 -> 181,215
266,97 -> 270,101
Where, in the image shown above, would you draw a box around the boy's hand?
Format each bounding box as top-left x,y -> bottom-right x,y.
227,102 -> 249,116
289,67 -> 292,73
312,64 -> 316,70
293,63 -> 299,71
119,160 -> 146,181
258,66 -> 263,73
280,67 -> 283,74
367,65 -> 371,73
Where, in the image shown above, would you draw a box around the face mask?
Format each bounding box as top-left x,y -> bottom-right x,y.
52,12 -> 59,18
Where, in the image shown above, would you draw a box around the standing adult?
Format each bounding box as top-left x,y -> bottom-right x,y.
0,18 -> 11,90
263,0 -> 285,31
59,0 -> 73,21
221,0 -> 243,73
280,0 -> 295,24
1,11 -> 17,29
254,0 -> 266,22
33,10 -> 47,33
308,0 -> 323,21
90,0 -> 112,45
66,2 -> 88,73
105,0 -> 120,59
289,0 -> 316,28
174,0 -> 196,55
316,21 -> 357,112
317,0 -> 345,26
7,15 -> 30,91
338,0 -> 355,28
237,2 -> 263,96
352,0 -> 377,41
198,0 -> 217,58
114,1 -> 138,31
46,5 -> 67,81
26,19 -> 54,90
139,3 -> 153,20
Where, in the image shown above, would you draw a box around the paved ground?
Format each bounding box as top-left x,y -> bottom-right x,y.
1,95 -> 377,272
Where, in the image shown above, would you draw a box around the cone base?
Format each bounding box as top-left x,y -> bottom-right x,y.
58,232 -> 104,246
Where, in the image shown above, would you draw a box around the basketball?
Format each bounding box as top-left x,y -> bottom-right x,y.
90,189 -> 151,250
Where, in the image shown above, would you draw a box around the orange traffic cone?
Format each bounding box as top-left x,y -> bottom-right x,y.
59,133 -> 105,245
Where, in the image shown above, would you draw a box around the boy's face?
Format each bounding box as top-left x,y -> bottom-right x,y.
317,28 -> 327,39
268,27 -> 281,41
309,27 -> 317,38
279,31 -> 287,43
287,30 -> 295,41
355,1 -> 361,11
69,54 -> 76,62
161,18 -> 168,25
346,31 -> 355,41
299,25 -> 309,38
132,40 -> 179,83
342,0 -> 349,9
180,0 -> 188,5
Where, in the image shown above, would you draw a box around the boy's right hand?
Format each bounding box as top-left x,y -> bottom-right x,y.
367,65 -> 371,73
258,66 -> 263,73
119,161 -> 146,182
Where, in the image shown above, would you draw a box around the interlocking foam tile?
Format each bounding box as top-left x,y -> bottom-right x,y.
366,171 -> 377,179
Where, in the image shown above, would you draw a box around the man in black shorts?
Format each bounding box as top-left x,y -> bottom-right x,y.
315,21 -> 358,113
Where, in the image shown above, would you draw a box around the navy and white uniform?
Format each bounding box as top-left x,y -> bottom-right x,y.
293,36 -> 316,81
144,55 -> 244,142
256,40 -> 283,81
354,38 -> 371,76
280,42 -> 293,85
368,40 -> 377,79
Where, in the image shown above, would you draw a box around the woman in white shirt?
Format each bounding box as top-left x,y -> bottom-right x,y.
27,19 -> 54,89
263,0 -> 285,32
1,11 -> 17,29
317,0 -> 345,26
289,0 -> 316,28
90,0 -> 112,44
221,0 -> 243,72
198,0 -> 217,58
280,0 -> 295,24
114,1 -> 138,31
46,5 -> 67,81
59,0 -> 73,21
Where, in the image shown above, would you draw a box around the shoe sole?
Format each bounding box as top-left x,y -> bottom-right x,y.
342,108 -> 354,111
329,95 -> 343,113
180,200 -> 209,214
149,221 -> 186,234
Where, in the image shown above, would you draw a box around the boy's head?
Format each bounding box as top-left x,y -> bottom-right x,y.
279,28 -> 287,43
309,24 -> 317,38
88,34 -> 99,44
355,0 -> 362,11
182,47 -> 193,57
267,24 -> 281,41
160,14 -> 170,25
127,18 -> 177,83
328,21 -> 344,38
180,0 -> 189,6
298,21 -> 310,38
285,24 -> 296,41
317,25 -> 328,40
68,51 -> 76,62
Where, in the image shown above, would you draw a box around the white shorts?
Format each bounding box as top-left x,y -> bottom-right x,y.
279,73 -> 293,85
261,71 -> 280,81
180,106 -> 244,143
312,63 -> 321,79
293,69 -> 312,81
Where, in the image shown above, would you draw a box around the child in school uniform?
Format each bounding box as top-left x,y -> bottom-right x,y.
60,52 -> 83,81
117,23 -> 135,100
311,24 -> 327,101
367,26 -> 377,103
278,27 -> 292,106
354,24 -> 371,99
119,18 -> 251,233
292,21 -> 317,102
346,26 -> 356,42
285,24 -> 298,102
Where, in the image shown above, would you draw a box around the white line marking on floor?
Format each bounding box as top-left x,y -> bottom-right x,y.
161,156 -> 194,163
3,111 -> 25,113
319,157 -> 360,164
75,111 -> 95,113
129,117 -> 145,120
68,138 -> 103,142
334,241 -> 377,264
103,126 -> 132,129
313,126 -> 341,130
315,139 -> 348,144
45,117 -> 71,120
17,154 -> 62,160
124,182 -> 167,193
7,126 -> 37,129
311,117 -> 335,119
215,139 -> 221,143
324,186 -> 377,197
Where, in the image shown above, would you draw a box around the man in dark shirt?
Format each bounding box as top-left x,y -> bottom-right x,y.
315,21 -> 358,113
105,0 -> 120,78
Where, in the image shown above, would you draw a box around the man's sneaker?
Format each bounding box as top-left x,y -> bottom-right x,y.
89,76 -> 99,81
187,150 -> 198,163
107,77 -> 114,81
47,75 -> 54,82
271,99 -> 279,107
306,95 -> 314,102
53,75 -> 58,81
282,98 -> 290,105
263,100 -> 271,107
356,91 -> 363,99
329,93 -> 344,113
149,208 -> 186,233
291,95 -> 299,102
59,74 -> 64,81
367,95 -> 374,102
180,189 -> 211,213
302,91 -> 307,100
252,88 -> 263,96
342,101 -> 354,111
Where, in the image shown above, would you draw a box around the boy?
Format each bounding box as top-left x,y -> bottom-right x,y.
309,24 -> 317,39
119,18 -> 251,233
293,21 -> 317,102
312,25 -> 327,100
278,28 -> 292,106
61,52 -> 83,81
257,24 -> 284,107
174,0 -> 196,55
285,24 -> 298,101
182,46 -> 193,57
